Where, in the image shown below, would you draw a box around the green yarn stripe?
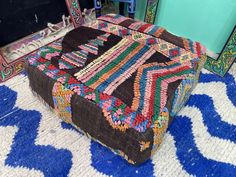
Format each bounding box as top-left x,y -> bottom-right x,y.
153,69 -> 193,120
85,42 -> 140,86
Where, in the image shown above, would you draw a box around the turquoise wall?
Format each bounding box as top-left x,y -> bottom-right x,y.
135,0 -> 236,53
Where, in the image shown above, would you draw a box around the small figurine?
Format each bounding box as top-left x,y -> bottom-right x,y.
82,8 -> 96,25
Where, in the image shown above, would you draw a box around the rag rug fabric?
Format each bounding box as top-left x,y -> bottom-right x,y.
25,14 -> 206,164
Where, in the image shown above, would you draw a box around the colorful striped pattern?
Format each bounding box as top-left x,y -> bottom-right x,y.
38,39 -> 63,60
60,33 -> 110,69
28,15 -> 206,131
58,59 -> 75,69
52,82 -> 74,123
87,20 -> 199,65
100,14 -> 128,24
132,62 -> 194,121
28,55 -> 150,132
75,39 -> 156,95
26,14 -> 206,164
61,50 -> 88,69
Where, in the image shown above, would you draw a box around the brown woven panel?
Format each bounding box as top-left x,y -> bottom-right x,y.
27,64 -> 56,108
71,93 -> 154,165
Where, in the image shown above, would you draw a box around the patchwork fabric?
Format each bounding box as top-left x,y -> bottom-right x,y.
132,62 -> 194,120
52,82 -> 74,123
75,38 -> 156,95
87,20 -> 201,66
39,40 -> 63,60
26,14 -> 206,165
40,33 -> 112,70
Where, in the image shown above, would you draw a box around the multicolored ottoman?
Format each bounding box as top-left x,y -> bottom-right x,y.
26,14 -> 206,165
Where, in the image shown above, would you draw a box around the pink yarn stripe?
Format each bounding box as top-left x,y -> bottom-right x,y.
79,45 -> 98,55
61,55 -> 83,67
71,52 -> 87,61
133,63 -> 187,116
80,42 -> 133,82
77,40 -> 134,82
142,73 -> 186,116
141,68 -> 167,116
98,14 -> 128,24
104,48 -> 156,95
49,45 -> 62,50
45,52 -> 60,60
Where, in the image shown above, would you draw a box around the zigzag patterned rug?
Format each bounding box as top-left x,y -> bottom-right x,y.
0,64 -> 235,177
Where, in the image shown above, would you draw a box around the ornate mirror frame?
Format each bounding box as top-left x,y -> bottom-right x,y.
0,0 -> 81,83
204,25 -> 236,77
144,0 -> 159,24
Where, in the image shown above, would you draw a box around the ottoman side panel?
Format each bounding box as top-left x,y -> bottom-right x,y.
27,64 -> 56,108
71,94 -> 154,165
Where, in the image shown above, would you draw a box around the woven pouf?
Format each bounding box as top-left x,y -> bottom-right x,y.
26,14 -> 206,165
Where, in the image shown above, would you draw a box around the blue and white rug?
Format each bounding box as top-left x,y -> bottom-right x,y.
0,64 -> 236,177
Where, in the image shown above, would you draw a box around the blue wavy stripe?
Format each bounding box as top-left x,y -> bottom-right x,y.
187,94 -> 236,143
61,121 -> 155,176
61,122 -> 83,135
0,86 -> 72,177
90,141 -> 154,177
168,116 -> 236,177
199,72 -> 236,106
0,86 -> 17,117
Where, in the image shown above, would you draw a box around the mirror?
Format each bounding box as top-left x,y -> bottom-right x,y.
0,0 -> 90,82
